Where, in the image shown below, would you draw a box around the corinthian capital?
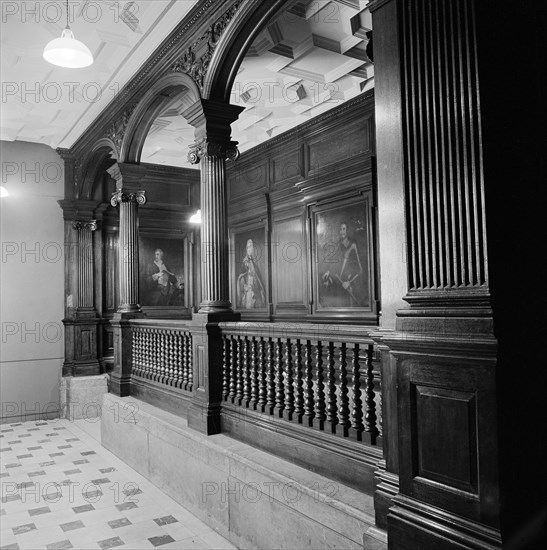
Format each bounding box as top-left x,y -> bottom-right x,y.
110,190 -> 147,207
187,139 -> 240,164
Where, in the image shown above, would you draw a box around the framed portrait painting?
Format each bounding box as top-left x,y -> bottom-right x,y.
230,224 -> 269,315
138,235 -> 189,313
311,192 -> 376,320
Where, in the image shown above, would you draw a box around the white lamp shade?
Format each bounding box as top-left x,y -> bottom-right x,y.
43,28 -> 93,68
189,210 -> 202,223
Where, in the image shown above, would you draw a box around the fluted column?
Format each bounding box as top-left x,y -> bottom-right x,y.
110,190 -> 146,313
188,140 -> 239,313
72,220 -> 97,310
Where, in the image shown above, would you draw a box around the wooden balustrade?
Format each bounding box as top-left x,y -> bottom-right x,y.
130,320 -> 193,392
218,322 -> 381,444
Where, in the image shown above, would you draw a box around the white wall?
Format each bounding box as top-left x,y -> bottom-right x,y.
0,140 -> 64,423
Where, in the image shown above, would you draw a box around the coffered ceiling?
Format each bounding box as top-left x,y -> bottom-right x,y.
140,0 -> 373,166
0,0 -> 198,147
1,0 -> 373,167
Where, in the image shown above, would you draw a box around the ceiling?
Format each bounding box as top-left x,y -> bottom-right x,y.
141,0 -> 373,166
0,0 -> 198,147
1,0 -> 373,166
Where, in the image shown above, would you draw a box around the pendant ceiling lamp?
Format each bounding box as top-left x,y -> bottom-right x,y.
43,0 -> 93,68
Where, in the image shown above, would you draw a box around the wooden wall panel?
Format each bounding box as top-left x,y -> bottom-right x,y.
273,214 -> 308,313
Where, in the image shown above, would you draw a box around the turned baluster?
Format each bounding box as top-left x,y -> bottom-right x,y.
349,343 -> 364,440
229,335 -> 237,402
303,340 -> 315,427
364,344 -> 379,441
266,338 -> 275,414
181,331 -> 189,389
314,341 -> 326,429
186,332 -> 193,391
284,339 -> 294,420
293,340 -> 304,423
257,339 -> 267,412
242,337 -> 251,407
325,341 -> 338,433
166,331 -> 174,384
250,338 -> 259,410
132,329 -> 139,377
338,342 -> 350,436
222,336 -> 230,401
174,332 -> 183,388
274,338 -> 285,417
235,336 -> 244,405
159,330 -> 167,383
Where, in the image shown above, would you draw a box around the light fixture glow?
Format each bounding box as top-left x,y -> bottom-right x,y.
43,1 -> 93,68
189,209 -> 201,223
0,186 -> 8,198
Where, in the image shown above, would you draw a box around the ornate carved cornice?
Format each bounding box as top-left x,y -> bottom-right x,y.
56,148 -> 83,192
72,220 -> 98,231
170,0 -> 243,90
188,139 -> 240,164
110,190 -> 147,207
106,104 -> 138,155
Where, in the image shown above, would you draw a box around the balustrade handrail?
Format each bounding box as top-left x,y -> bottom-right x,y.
218,321 -> 376,345
129,318 -> 191,331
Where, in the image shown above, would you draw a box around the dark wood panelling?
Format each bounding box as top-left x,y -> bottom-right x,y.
228,159 -> 269,200
401,0 -> 487,299
413,386 -> 477,493
272,213 -> 308,313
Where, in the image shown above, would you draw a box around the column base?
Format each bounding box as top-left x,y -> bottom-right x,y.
187,402 -> 222,435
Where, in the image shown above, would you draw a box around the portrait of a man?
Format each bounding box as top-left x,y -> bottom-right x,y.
139,238 -> 184,307
233,229 -> 267,311
315,201 -> 371,310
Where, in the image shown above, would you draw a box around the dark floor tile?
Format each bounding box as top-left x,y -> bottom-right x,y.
99,467 -> 116,474
73,459 -> 89,465
108,517 -> 132,529
38,439 -> 51,443
72,504 -> 95,514
122,487 -> 143,496
49,452 -> 65,457
45,433 -> 59,437
60,520 -> 85,532
66,438 -> 79,442
18,434 -> 31,438
0,447 -> 13,452
3,543 -> 20,550
43,491 -> 63,502
63,469 -> 81,475
16,454 -> 32,459
12,523 -> 37,535
8,440 -> 22,444
28,506 -> 51,516
1,495 -> 21,503
115,501 -> 137,512
91,478 -> 111,485
98,536 -> 125,549
36,422 -> 48,426
81,451 -> 96,456
27,428 -> 39,432
58,445 -> 72,449
53,427 -> 67,430
148,535 -> 176,547
28,470 -> 46,477
46,540 -> 73,550
0,472 -> 10,478
39,461 -> 55,467
29,446 -> 43,451
153,515 -> 178,527
5,464 -> 21,469
82,489 -> 103,499
1,429 -> 14,433
16,481 -> 35,489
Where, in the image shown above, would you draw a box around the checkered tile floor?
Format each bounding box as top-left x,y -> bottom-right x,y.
0,419 -> 237,550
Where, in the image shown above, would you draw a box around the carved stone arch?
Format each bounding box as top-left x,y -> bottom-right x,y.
202,0 -> 292,102
80,139 -> 118,201
121,72 -> 201,164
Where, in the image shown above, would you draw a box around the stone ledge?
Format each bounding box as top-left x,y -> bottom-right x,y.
101,393 -> 382,550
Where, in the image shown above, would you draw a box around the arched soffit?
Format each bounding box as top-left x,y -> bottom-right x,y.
204,0 -> 293,102
121,72 -> 201,164
80,139 -> 118,200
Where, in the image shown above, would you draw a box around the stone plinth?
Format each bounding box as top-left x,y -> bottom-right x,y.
101,393 -> 385,550
61,374 -> 109,420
